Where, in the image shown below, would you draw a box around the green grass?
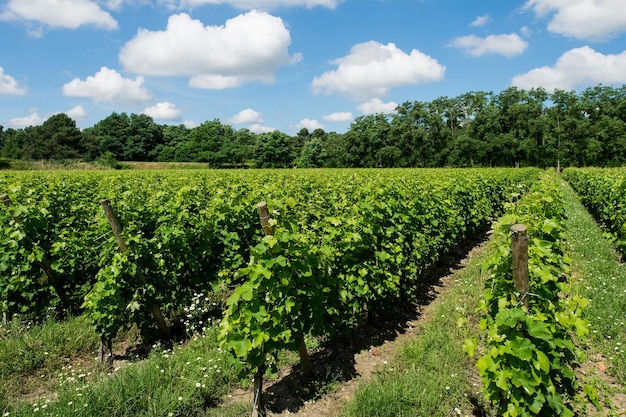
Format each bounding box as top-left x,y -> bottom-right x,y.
5,327 -> 240,417
0,314 -> 100,410
341,245 -> 494,417
561,181 -> 626,383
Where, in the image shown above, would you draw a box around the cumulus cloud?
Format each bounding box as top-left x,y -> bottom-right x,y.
227,108 -> 264,124
183,120 -> 199,128
357,98 -> 398,115
162,0 -> 341,9
62,67 -> 153,104
311,41 -> 445,100
143,102 -> 182,121
524,0 -> 626,41
470,15 -> 490,27
120,11 -> 298,89
294,118 -> 324,131
0,0 -> 118,30
512,46 -> 626,91
449,33 -> 528,57
0,67 -> 27,95
8,112 -> 45,128
322,111 -> 353,122
249,123 -> 276,134
65,105 -> 88,121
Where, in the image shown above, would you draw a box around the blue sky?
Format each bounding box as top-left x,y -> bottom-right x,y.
1,0 -> 626,134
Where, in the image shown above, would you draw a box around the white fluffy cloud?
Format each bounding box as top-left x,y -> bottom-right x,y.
7,105 -> 86,127
65,105 -> 88,121
120,11 -> 298,89
294,118 -> 324,131
322,112 -> 353,122
62,67 -> 153,104
449,34 -> 528,57
524,0 -> 626,40
8,112 -> 45,128
249,123 -> 276,133
512,46 -> 626,91
0,67 -> 27,95
143,102 -> 182,121
227,108 -> 264,124
358,98 -> 398,115
470,15 -> 490,27
0,0 -> 118,30
311,41 -> 445,100
163,0 -> 341,9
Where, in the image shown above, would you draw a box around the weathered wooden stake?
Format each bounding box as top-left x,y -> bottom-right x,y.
251,368 -> 265,417
98,336 -> 114,366
511,224 -> 529,308
0,194 -> 10,208
297,332 -> 314,377
100,199 -> 170,339
256,201 -> 273,236
2,301 -> 7,326
1,194 -> 76,314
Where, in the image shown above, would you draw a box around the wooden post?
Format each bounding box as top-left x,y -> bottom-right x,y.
100,199 -> 170,339
1,194 -> 10,208
511,224 -> 529,308
98,336 -> 114,366
2,301 -> 7,326
256,202 -> 273,236
251,367 -> 265,417
1,194 -> 76,314
297,332 -> 314,377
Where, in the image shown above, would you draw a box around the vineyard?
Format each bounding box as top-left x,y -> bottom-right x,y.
1,167 -> 625,416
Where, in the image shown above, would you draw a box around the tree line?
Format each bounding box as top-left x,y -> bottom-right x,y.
1,85 -> 626,169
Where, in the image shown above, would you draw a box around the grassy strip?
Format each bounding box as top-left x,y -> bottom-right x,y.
0,315 -> 100,410
561,181 -> 626,384
341,244 -> 493,417
2,325 -> 241,417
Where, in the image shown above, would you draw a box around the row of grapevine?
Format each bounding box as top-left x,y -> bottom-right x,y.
562,167 -> 626,255
468,173 -> 595,416
216,168 -> 541,405
1,169 -> 539,351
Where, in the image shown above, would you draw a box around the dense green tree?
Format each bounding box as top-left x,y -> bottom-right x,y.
299,137 -> 325,167
22,113 -> 84,160
124,113 -> 164,161
94,112 -> 130,159
344,114 -> 394,167
92,112 -> 164,161
155,124 -> 190,162
0,127 -> 24,159
321,132 -> 349,167
254,131 -> 294,168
